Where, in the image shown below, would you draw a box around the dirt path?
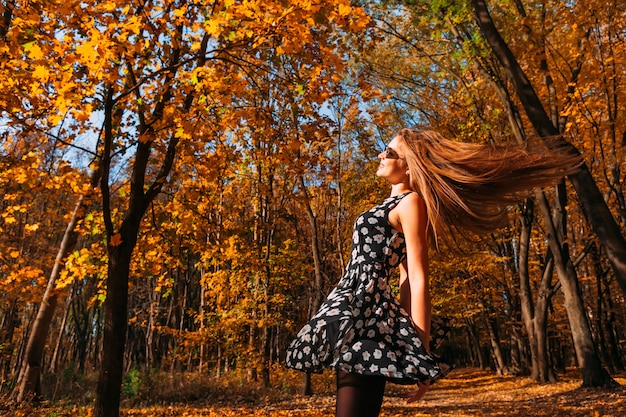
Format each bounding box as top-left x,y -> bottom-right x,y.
229,368 -> 626,417
377,368 -> 626,416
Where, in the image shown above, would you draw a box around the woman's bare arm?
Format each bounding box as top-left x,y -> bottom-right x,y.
393,193 -> 431,350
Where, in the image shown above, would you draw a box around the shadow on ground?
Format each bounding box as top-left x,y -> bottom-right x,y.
379,368 -> 626,417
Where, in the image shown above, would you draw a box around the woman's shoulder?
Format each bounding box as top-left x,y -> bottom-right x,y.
397,191 -> 423,206
395,192 -> 427,217
390,192 -> 428,234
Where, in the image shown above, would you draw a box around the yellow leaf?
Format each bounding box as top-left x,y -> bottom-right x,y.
204,19 -> 222,36
25,223 -> 40,232
338,3 -> 351,16
48,113 -> 63,126
76,42 -> 99,63
30,81 -> 44,95
110,233 -> 123,246
28,43 -> 44,60
33,65 -> 49,81
10,250 -> 20,258
102,1 -> 116,12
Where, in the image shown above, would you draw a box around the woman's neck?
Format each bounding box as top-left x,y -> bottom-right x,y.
390,183 -> 412,196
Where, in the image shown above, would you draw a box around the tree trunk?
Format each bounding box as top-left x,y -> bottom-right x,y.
216,344 -> 222,378
50,290 -> 73,373
606,307 -> 625,372
517,199 -> 540,378
198,273 -> 205,373
536,191 -> 615,387
335,136 -> 346,274
261,224 -> 275,388
298,176 -> 325,395
93,76 -> 181,415
483,311 -> 506,375
535,256 -> 557,383
590,242 -> 610,370
94,236 -> 136,417
491,235 -> 524,375
15,166 -> 99,402
465,317 -> 485,369
517,194 -> 557,383
261,325 -> 271,388
472,0 -> 626,298
508,323 -> 524,376
248,277 -> 259,383
589,242 -> 624,372
71,284 -> 91,373
0,300 -> 19,384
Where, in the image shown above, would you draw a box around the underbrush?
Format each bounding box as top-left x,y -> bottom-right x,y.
118,364 -> 336,407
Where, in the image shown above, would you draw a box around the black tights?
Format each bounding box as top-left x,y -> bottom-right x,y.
335,370 -> 387,417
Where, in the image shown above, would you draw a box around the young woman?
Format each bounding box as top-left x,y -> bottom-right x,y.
285,128 -> 582,417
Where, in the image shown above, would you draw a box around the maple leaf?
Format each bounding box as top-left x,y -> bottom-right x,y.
76,41 -> 99,63
32,65 -> 49,81
110,233 -> 123,246
27,43 -> 44,60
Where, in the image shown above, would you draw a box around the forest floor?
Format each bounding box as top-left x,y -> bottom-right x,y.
3,367 -> 626,416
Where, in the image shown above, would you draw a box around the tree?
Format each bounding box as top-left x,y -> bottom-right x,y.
472,0 -> 626,300
362,0 -> 625,386
2,0 -> 370,415
15,167 -> 100,402
471,0 -> 617,387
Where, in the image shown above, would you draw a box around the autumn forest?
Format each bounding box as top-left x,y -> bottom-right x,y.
1,0 -> 626,416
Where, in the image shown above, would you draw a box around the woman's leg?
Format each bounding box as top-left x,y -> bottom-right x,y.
335,370 -> 386,417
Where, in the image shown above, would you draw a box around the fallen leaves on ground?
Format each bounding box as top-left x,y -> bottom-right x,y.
379,368 -> 626,416
4,368 -> 625,416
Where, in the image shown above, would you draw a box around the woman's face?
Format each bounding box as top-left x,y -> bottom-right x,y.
376,136 -> 407,182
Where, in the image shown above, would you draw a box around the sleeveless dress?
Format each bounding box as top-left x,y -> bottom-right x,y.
285,192 -> 451,384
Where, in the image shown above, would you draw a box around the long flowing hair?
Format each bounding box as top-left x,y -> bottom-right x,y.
396,128 -> 583,246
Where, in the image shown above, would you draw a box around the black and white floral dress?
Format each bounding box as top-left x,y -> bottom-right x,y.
285,192 -> 451,384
